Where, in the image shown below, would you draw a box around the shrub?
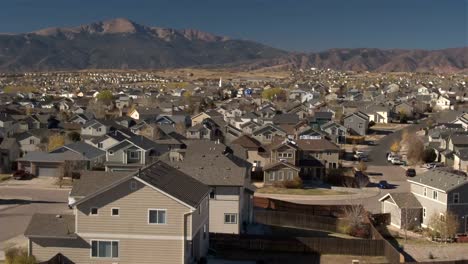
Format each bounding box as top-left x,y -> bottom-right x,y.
282,176 -> 303,189
5,247 -> 36,264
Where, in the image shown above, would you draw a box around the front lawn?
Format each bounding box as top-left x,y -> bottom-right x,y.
257,187 -> 349,196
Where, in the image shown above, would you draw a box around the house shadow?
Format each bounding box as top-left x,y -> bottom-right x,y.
375,225 -> 416,262
0,199 -> 65,205
366,182 -> 399,189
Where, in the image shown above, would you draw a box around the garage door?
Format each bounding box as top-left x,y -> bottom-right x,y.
38,167 -> 60,177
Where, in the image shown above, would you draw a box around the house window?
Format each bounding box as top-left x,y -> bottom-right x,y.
288,171 -> 293,180
129,151 -> 139,159
269,172 -> 275,181
278,171 -> 284,181
453,193 -> 460,204
210,189 -> 216,199
265,134 -> 272,140
97,127 -> 102,132
98,143 -> 103,149
224,213 -> 237,224
423,208 -> 426,219
148,209 -> 167,224
111,208 -> 119,216
91,240 -> 119,258
90,207 -> 98,215
29,139 -> 35,144
423,188 -> 427,197
433,190 -> 438,200
287,153 -> 293,158
130,180 -> 137,190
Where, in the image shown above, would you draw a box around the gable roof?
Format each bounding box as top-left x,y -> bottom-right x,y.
73,161 -> 209,209
231,135 -> 262,150
263,161 -> 300,171
70,171 -> 130,197
379,193 -> 421,208
52,142 -> 105,160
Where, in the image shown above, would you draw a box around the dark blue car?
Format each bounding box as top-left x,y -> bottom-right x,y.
378,180 -> 389,189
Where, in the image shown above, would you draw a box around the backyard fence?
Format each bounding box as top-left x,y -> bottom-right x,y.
210,233 -> 385,256
255,209 -> 353,234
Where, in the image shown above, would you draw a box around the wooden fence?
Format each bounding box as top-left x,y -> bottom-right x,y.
369,221 -> 404,263
255,210 -> 352,234
211,233 -> 384,256
254,196 -> 356,217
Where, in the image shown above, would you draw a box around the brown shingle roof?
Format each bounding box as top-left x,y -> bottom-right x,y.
25,214 -> 76,239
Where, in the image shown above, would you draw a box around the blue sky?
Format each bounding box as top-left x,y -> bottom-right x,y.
1,0 -> 466,51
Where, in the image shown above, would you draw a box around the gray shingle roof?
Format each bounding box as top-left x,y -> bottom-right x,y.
53,142 -> 105,160
136,160 -> 210,207
166,140 -> 250,186
409,169 -> 468,192
24,214 -> 76,239
383,193 -> 422,208
18,151 -> 83,162
70,171 -> 130,197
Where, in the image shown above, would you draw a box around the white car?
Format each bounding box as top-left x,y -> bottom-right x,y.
391,158 -> 405,165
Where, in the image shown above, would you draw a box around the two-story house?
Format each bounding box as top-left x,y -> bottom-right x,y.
25,161 -> 211,264
81,120 -> 111,137
263,139 -> 340,185
165,140 -> 253,234
105,136 -> 162,172
252,124 -> 288,145
15,132 -> 41,156
343,111 -> 369,136
408,169 -> 468,233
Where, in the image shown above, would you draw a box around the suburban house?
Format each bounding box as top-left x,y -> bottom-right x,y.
252,124 -> 288,144
320,121 -> 347,144
81,120 -> 111,137
393,102 -> 414,119
15,132 -> 41,156
165,140 -> 254,234
0,138 -> 20,173
50,142 -> 106,169
381,170 -> 468,233
104,136 -> 162,172
360,104 -> 390,124
343,111 -> 369,136
263,139 -> 340,185
231,135 -> 268,172
453,148 -> 468,172
25,161 -> 211,264
379,193 -> 422,229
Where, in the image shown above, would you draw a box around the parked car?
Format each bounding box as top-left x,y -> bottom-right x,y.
406,168 -> 416,177
387,154 -> 400,162
424,162 -> 443,169
378,180 -> 389,189
391,158 -> 405,165
12,170 -> 34,180
354,151 -> 368,160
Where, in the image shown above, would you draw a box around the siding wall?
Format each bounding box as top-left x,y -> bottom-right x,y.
76,179 -> 193,237
209,196 -> 239,234
31,237 -> 184,264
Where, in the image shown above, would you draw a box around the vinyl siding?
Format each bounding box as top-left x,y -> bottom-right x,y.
209,197 -> 239,234
31,237 -> 184,264
76,179 -> 193,237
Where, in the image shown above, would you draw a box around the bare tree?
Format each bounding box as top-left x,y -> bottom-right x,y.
428,211 -> 460,242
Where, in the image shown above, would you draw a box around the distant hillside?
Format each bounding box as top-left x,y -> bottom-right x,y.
0,18 -> 466,73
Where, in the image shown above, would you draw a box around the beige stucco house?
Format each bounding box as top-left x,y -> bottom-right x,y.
25,161 -> 211,264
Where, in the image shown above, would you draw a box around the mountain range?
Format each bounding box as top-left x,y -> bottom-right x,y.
0,18 -> 466,73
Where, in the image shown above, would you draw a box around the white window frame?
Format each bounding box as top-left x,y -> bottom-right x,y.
98,143 -> 103,149
224,213 -> 237,224
90,240 -> 119,259
423,207 -> 426,219
148,209 -> 167,225
433,190 -> 438,200
90,207 -> 99,216
111,207 -> 120,217
453,193 -> 460,204
423,187 -> 427,196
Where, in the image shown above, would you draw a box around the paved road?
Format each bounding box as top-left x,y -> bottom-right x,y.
368,110 -> 460,166
0,186 -> 69,246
